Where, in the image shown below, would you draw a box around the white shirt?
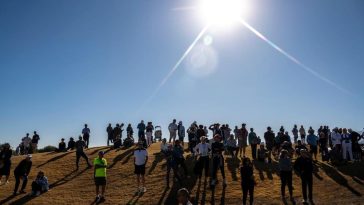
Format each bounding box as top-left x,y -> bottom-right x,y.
134,149 -> 148,166
331,131 -> 341,145
194,143 -> 210,157
22,137 -> 31,147
160,143 -> 169,152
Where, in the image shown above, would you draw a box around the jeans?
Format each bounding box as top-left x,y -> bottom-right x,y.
301,174 -> 313,201
212,155 -> 225,180
242,183 -> 254,205
280,171 -> 293,197
14,174 -> 28,193
76,151 -> 90,168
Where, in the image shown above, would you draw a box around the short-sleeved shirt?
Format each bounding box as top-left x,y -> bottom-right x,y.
94,158 -> 107,177
134,149 -> 148,166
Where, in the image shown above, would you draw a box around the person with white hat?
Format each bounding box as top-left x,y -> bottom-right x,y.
13,154 -> 32,195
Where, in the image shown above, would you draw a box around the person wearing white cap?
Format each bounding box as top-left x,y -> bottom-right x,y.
13,154 -> 32,195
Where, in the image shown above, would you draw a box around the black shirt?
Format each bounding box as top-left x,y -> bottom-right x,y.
211,142 -> 224,155
32,134 -> 40,144
14,159 -> 32,176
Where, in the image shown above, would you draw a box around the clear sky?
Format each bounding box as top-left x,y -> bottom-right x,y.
1,0 -> 363,148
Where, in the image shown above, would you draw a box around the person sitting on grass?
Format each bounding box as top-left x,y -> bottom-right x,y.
30,171 -> 49,196
226,134 -> 238,158
166,144 -> 182,188
257,143 -> 268,162
177,188 -> 193,205
93,151 -> 107,203
306,130 -> 319,161
67,137 -> 76,150
58,138 -> 67,152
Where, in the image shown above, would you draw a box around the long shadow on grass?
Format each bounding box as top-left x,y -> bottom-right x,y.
108,148 -> 134,169
336,161 -> 364,181
88,147 -> 109,155
253,160 -> 279,180
226,157 -> 241,182
163,155 -> 198,205
147,152 -> 165,175
37,151 -> 74,168
7,168 -> 89,205
317,161 -> 362,196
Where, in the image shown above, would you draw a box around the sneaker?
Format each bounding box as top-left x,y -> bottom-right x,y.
95,195 -> 101,202
141,187 -> 147,193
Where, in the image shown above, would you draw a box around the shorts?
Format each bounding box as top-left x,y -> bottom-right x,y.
134,164 -> 146,175
310,145 -> 317,154
170,132 -> 177,138
238,139 -> 247,147
94,177 -> 106,186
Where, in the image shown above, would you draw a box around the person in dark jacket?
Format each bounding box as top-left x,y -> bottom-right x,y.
240,157 -> 255,205
294,149 -> 314,205
211,134 -> 227,187
106,123 -> 113,146
75,136 -> 92,170
58,138 -> 67,152
67,137 -> 76,150
0,143 -> 12,185
13,154 -> 33,195
279,149 -> 295,203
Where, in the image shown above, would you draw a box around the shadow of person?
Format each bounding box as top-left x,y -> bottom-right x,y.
220,185 -> 226,205
336,161 -> 364,181
108,148 -> 134,169
317,161 -> 362,196
50,167 -> 88,189
148,152 -> 165,175
37,151 -> 73,168
253,160 -> 278,180
225,157 -> 241,182
156,187 -> 170,205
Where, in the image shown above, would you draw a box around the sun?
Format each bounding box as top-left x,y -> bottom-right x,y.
200,0 -> 244,27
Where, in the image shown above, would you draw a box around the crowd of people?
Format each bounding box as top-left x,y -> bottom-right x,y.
0,121 -> 363,204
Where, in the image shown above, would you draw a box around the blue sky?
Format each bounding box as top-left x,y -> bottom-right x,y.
1,0 -> 363,148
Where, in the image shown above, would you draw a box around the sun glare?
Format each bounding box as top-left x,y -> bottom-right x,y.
200,0 -> 244,27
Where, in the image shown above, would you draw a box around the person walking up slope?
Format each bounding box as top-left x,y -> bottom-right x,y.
93,151 -> 107,203
134,141 -> 148,194
75,136 -> 92,170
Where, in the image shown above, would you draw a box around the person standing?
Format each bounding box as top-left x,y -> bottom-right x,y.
194,136 -> 210,179
279,150 -> 294,203
93,151 -> 107,203
0,143 -> 12,185
106,123 -> 113,146
22,133 -> 32,155
31,131 -> 40,153
173,140 -> 189,178
264,127 -> 275,163
113,124 -> 122,148
137,120 -> 146,140
211,134 -> 227,187
145,122 -> 154,147
187,124 -> 198,156
165,144 -> 182,188
127,124 -> 134,138
168,119 -> 178,143
292,125 -> 299,144
349,129 -> 362,161
240,157 -> 255,205
134,141 -> 148,194
30,171 -> 49,196
294,149 -> 314,205
248,128 -> 258,160
75,136 -> 92,170
13,154 -> 32,195
241,124 -> 248,157
178,121 -> 186,147
341,128 -> 353,161
299,126 -> 306,143
82,124 -> 91,148
306,130 -> 319,161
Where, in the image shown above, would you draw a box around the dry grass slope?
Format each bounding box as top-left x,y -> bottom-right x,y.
0,143 -> 363,205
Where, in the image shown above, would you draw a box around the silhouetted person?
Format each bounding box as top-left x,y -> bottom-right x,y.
75,136 -> 91,170
31,131 -> 40,153
211,134 -> 226,187
248,128 -> 258,160
13,154 -> 32,195
82,124 -> 91,148
30,171 -> 49,196
137,120 -> 146,140
264,127 -> 275,163
294,149 -> 314,205
106,123 -> 113,146
240,157 -> 255,205
292,125 -> 299,144
58,138 -> 67,152
67,137 -> 76,150
168,119 -> 178,143
177,188 -> 193,205
279,149 -> 294,203
0,143 -> 12,185
194,136 -> 210,178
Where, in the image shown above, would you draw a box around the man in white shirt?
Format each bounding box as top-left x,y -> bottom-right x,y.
22,133 -> 32,154
330,127 -> 342,150
134,142 -> 148,194
194,136 -> 210,179
168,119 -> 178,143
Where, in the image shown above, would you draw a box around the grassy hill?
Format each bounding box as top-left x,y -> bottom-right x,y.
0,143 -> 363,205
